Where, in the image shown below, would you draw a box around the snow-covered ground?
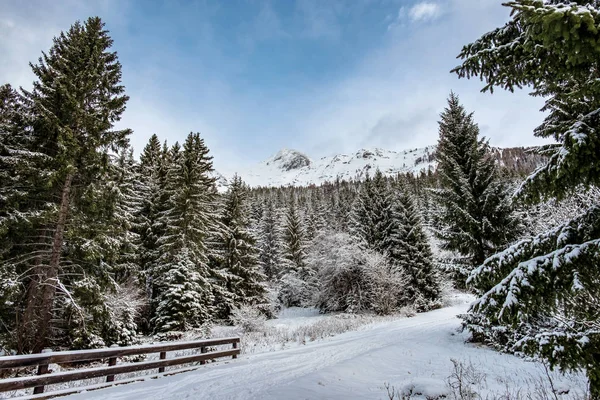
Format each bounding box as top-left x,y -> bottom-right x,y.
67,296 -> 587,400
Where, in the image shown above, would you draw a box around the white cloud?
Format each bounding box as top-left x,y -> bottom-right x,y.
408,2 -> 442,22
296,0 -> 548,159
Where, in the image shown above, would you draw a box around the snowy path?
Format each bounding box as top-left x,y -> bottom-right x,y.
68,303 -> 586,399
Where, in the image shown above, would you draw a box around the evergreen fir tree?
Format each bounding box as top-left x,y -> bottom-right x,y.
152,133 -> 217,334
391,182 -> 441,310
433,93 -> 520,286
257,199 -> 283,280
0,85 -> 35,329
9,17 -> 132,352
453,1 -> 600,394
349,171 -> 396,254
279,196 -> 312,306
214,175 -> 267,319
304,194 -> 327,242
351,171 -> 440,310
281,197 -> 308,276
136,134 -> 166,330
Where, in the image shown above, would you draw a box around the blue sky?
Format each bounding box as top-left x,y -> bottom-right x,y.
0,0 -> 546,174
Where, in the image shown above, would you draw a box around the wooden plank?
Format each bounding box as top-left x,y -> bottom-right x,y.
0,348 -> 240,392
0,338 -> 240,369
200,347 -> 207,365
105,356 -> 117,383
18,365 -> 205,400
32,363 -> 48,394
158,352 -> 166,374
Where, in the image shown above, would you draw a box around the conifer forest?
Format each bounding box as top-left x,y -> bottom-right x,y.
1,1 -> 600,398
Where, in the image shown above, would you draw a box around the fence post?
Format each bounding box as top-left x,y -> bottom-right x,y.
200,347 -> 207,365
106,344 -> 119,383
232,341 -> 238,359
158,351 -> 167,373
33,348 -> 52,394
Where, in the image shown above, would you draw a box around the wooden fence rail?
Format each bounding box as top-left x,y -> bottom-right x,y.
0,337 -> 240,399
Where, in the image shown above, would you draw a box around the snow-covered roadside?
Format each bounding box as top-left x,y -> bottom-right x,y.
0,302 -> 423,399
209,305 -> 416,356
66,296 -> 588,400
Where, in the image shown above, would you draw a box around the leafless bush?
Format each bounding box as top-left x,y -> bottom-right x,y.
447,359 -> 484,400
230,305 -> 267,333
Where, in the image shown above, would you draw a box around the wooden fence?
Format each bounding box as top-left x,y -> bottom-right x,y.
0,337 -> 240,400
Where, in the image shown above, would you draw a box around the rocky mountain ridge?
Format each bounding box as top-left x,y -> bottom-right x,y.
218,145 -> 543,189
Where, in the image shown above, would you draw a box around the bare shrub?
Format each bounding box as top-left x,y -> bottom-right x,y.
447,359 -> 484,400
230,305 -> 267,333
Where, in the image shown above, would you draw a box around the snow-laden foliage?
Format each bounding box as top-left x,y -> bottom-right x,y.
308,231 -> 432,316
453,0 -> 600,395
432,93 -> 521,286
523,186 -> 600,238
278,198 -> 314,307
464,204 -> 600,374
151,134 -> 218,333
349,170 -> 441,310
212,175 -> 268,319
257,199 -> 283,280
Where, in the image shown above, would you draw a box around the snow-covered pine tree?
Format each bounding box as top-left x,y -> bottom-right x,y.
99,148 -> 143,345
106,148 -> 142,282
50,145 -> 144,349
432,93 -> 520,287
151,133 -> 217,335
136,134 -> 167,330
281,196 -> 308,276
304,193 -> 327,242
309,231 -> 371,313
9,17 -> 132,353
391,181 -> 441,311
349,170 -> 396,254
213,174 -> 267,319
279,196 -> 312,307
257,199 -> 283,280
350,171 -> 440,310
0,84 -> 33,346
248,200 -> 264,234
0,84 -> 33,246
453,1 -> 600,395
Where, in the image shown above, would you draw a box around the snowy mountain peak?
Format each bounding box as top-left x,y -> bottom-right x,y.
354,148 -> 390,160
225,145 -> 437,189
216,144 -> 541,190
266,148 -> 312,171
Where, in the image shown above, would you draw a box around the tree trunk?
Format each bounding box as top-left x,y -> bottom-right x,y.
21,173 -> 74,353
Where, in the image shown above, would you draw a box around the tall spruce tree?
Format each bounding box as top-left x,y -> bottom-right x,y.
214,175 -> 267,319
453,1 -> 600,395
136,134 -> 166,330
281,197 -> 308,276
433,93 -> 520,286
392,182 -> 441,310
0,84 -> 34,344
257,199 -> 283,280
279,196 -> 312,306
351,171 -> 440,310
349,171 -> 396,254
152,133 -> 217,334
8,17 -> 132,352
